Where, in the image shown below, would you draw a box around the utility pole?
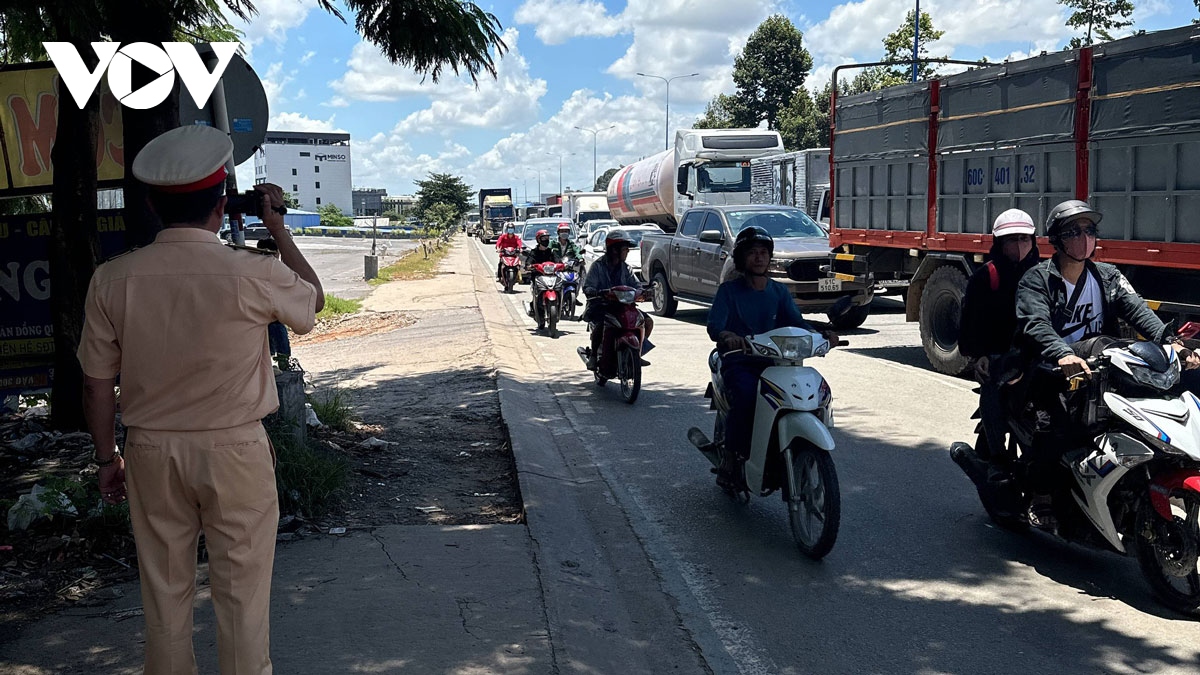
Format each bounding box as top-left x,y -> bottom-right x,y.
574,125 -> 615,190
912,0 -> 920,83
636,72 -> 700,150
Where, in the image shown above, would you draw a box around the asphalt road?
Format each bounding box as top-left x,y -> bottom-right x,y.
294,236 -> 418,300
471,238 -> 1200,675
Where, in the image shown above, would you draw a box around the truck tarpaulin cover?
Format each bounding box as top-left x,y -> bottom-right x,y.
0,63 -> 125,196
1090,25 -> 1200,139
834,82 -> 930,160
937,52 -> 1077,151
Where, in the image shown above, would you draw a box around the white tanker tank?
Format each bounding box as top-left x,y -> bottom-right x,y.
607,128 -> 784,232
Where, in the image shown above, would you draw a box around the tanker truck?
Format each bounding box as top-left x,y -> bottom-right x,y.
606,128 -> 784,231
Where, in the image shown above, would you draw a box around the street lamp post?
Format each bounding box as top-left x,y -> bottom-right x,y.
912,0 -> 920,83
574,125 -> 615,190
636,71 -> 700,150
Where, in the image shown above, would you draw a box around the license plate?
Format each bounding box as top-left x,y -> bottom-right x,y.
818,277 -> 842,292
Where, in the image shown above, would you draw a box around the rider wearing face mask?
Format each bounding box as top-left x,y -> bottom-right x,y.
581,229 -> 653,370
549,222 -> 581,261
707,226 -> 836,487
495,225 -> 522,281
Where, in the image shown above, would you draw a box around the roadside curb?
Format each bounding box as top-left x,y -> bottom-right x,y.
465,236 -> 713,674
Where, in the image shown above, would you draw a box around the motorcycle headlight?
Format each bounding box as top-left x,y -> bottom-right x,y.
1127,363 -> 1179,391
771,334 -> 812,360
614,289 -> 637,304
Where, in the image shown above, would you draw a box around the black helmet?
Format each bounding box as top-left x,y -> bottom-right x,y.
1046,200 -> 1102,240
605,229 -> 636,251
733,226 -> 774,272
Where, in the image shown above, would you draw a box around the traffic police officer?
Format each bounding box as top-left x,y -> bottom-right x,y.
79,124 -> 323,674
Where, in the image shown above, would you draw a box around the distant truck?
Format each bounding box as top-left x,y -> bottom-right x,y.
639,204 -> 873,328
477,188 -> 514,243
750,148 -> 831,224
561,191 -> 610,227
607,128 -> 785,231
824,25 -> 1200,375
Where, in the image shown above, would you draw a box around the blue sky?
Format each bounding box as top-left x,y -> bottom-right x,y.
229,0 -> 1198,200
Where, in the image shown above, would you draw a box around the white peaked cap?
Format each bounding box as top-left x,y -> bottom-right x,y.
132,124 -> 233,192
992,209 -> 1036,237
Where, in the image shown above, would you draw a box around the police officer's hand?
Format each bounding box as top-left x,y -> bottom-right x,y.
1057,353 -> 1092,378
99,455 -> 127,505
254,184 -> 287,237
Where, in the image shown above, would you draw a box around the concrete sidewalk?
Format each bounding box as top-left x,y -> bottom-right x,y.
0,236 -> 709,674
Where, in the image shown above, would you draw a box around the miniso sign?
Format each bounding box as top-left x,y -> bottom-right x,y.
43,42 -> 238,110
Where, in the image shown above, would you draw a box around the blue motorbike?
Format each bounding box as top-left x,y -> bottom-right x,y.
559,257 -> 584,320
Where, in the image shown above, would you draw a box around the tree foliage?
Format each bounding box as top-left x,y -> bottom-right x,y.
594,167 -> 620,192
732,15 -> 813,130
317,203 -> 353,228
282,192 -> 302,210
883,10 -> 946,83
422,202 -> 458,237
694,93 -> 756,129
1059,0 -> 1135,47
414,172 -> 473,217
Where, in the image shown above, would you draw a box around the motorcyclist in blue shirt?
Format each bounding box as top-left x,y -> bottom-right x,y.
707,226 -> 838,486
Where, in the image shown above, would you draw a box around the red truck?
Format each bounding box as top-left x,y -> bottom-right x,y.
826,24 -> 1200,375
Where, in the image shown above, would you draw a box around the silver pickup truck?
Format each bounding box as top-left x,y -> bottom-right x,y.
639,205 -> 873,329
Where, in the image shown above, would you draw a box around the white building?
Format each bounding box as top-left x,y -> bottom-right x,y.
254,131 -> 352,214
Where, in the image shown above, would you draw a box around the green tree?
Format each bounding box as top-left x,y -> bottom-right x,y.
594,167 -> 620,192
414,172 -> 473,217
694,93 -> 756,129
1059,0 -> 1134,47
777,82 -> 835,150
283,192 -> 302,210
732,15 -> 813,130
883,10 -> 946,83
317,203 -> 353,228
0,0 -> 508,430
422,202 -> 457,237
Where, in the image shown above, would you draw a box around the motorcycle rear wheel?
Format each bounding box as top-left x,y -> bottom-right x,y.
786,443 -> 841,560
1134,495 -> 1200,616
617,346 -> 641,404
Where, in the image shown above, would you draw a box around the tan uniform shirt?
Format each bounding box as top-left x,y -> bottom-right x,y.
77,228 -> 316,430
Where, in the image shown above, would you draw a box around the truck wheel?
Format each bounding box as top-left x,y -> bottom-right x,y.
830,302 -> 870,330
651,271 -> 677,318
918,266 -> 970,375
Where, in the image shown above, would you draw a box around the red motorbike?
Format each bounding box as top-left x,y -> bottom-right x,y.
576,285 -> 653,404
530,261 -> 565,337
499,247 -> 522,293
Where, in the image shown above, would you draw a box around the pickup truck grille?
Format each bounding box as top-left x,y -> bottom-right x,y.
783,259 -> 824,281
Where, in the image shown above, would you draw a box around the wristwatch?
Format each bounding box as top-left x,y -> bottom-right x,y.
93,448 -> 121,467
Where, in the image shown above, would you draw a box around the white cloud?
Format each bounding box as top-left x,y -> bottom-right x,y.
513,0 -> 627,44
300,50 -> 317,64
329,28 -> 547,133
231,0 -> 327,61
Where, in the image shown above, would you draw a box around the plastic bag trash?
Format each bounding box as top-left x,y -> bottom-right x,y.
457,451 -> 471,458
305,403 -> 323,428
470,441 -> 490,447
359,437 -> 396,450
23,404 -> 50,417
7,484 -> 78,531
414,506 -> 443,514
9,433 -> 46,451
328,527 -> 347,535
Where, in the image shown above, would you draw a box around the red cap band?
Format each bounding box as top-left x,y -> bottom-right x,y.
155,166 -> 228,194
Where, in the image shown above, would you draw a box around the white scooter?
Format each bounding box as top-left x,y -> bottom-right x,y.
688,320 -> 845,560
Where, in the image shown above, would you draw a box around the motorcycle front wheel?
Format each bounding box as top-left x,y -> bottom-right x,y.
562,291 -> 575,319
503,268 -> 515,293
548,302 -> 560,339
616,346 -> 641,404
1134,494 -> 1200,616
786,443 -> 841,560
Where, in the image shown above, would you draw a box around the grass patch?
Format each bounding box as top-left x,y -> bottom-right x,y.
369,239 -> 453,285
268,428 -> 349,520
308,385 -> 355,433
315,293 -> 361,321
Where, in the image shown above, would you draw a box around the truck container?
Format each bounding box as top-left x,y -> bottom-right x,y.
561,191 -> 610,227
607,128 -> 784,231
825,24 -> 1200,375
477,188 -> 514,243
750,148 -> 831,223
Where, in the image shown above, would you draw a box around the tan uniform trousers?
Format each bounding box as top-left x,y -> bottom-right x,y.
125,420 -> 278,675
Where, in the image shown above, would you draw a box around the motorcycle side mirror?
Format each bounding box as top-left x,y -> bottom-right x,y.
826,295 -> 855,322
1159,318 -> 1179,344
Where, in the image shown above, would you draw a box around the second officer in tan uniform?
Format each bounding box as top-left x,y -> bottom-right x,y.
79,124 -> 323,675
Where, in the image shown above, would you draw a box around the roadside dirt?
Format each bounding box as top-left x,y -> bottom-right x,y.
0,239 -> 522,638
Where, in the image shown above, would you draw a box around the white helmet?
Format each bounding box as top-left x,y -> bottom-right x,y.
992,209 -> 1036,238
